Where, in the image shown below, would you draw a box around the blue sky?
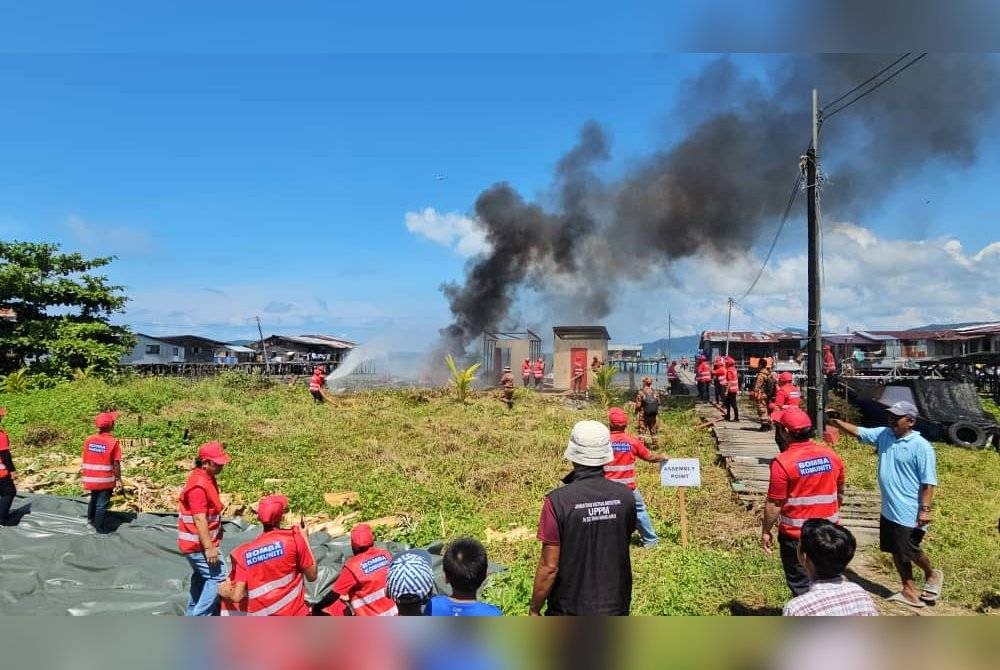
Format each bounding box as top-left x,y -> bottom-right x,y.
2,6 -> 999,350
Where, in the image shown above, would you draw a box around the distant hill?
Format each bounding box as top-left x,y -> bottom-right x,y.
907,321 -> 994,331
228,339 -> 256,346
641,335 -> 701,358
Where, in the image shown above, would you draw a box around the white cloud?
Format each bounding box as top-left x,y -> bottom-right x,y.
404,207 -> 491,258
600,222 -> 1000,343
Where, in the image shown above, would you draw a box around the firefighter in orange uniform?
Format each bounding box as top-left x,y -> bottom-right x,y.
323,523 -> 397,616
695,355 -> 712,402
571,361 -> 586,397
724,357 -> 740,421
178,441 -> 232,616
81,411 -> 123,533
219,494 -> 318,616
500,366 -> 515,409
750,358 -> 774,432
309,366 -> 326,403
770,371 -> 803,411
521,358 -> 532,387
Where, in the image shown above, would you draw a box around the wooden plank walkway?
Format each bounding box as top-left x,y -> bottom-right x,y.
695,401 -> 881,544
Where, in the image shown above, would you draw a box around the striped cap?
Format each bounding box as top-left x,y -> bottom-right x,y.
386,549 -> 434,601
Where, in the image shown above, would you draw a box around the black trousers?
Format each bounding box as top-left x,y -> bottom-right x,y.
0,476 -> 15,525
714,380 -> 725,403
696,381 -> 710,401
779,533 -> 811,596
724,392 -> 739,421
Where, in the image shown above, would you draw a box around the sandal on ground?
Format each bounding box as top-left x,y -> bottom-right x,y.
920,570 -> 944,603
886,592 -> 926,608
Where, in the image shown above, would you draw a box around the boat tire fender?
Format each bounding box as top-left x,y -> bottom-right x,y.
946,421 -> 987,450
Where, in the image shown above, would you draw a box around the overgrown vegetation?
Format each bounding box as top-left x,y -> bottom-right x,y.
1,375 -> 997,614
589,364 -> 619,408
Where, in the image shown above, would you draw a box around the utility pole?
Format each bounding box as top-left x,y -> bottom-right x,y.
256,315 -> 270,375
724,297 -> 734,358
667,312 -> 671,363
806,89 -> 824,431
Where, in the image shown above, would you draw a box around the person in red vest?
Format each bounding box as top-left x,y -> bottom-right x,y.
605,407 -> 667,547
324,523 -> 397,616
521,358 -> 532,387
533,357 -> 545,389
770,372 -> 803,411
823,345 -> 837,375
309,366 -> 325,403
219,494 -> 317,616
713,356 -> 727,404
178,441 -> 232,616
0,408 -> 17,526
81,411 -> 123,533
723,357 -> 740,421
761,407 -> 845,595
571,361 -> 585,397
695,355 -> 712,402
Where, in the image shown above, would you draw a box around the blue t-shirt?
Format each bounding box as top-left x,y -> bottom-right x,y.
428,595 -> 502,617
857,426 -> 937,528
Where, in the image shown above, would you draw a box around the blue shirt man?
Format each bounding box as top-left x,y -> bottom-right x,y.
428,595 -> 501,616
856,424 -> 937,527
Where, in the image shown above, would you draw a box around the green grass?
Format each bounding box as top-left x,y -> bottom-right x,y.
1,376 -> 996,614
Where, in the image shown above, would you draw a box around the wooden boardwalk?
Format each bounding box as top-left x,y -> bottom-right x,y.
695,401 -> 881,544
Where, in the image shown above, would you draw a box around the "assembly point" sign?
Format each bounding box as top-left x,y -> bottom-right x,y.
660,458 -> 701,487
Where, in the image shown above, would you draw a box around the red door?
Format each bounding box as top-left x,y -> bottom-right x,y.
571,348 -> 588,388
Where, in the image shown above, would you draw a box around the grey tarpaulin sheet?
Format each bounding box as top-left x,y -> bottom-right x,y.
0,493 -> 502,615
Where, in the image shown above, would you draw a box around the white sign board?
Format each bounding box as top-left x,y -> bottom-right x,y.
660,458 -> 701,487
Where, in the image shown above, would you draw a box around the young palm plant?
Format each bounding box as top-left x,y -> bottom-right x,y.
445,354 -> 481,403
1,368 -> 30,393
590,364 -> 619,408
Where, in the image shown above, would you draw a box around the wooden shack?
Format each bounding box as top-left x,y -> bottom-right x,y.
552,326 -> 610,391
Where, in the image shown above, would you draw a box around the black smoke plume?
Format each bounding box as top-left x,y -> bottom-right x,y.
439,55 -> 999,354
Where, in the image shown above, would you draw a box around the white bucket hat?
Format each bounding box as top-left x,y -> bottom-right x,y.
564,420 -> 613,466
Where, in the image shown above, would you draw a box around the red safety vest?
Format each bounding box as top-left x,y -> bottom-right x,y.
337,547 -> 397,616
714,363 -> 726,382
521,361 -> 531,377
823,351 -> 836,374
0,430 -> 10,479
770,441 -> 844,539
533,361 -> 544,378
773,383 -> 802,408
81,433 -> 120,491
667,364 -> 678,379
726,368 -> 739,393
177,468 -> 224,554
228,528 -> 313,616
309,374 -> 323,392
604,431 -> 650,490
695,361 -> 712,382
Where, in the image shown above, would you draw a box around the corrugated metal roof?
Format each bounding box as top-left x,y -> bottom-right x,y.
854,330 -> 900,342
274,334 -> 356,349
553,326 -> 611,340
218,344 -> 254,353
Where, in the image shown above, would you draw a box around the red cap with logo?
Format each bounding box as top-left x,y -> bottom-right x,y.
197,441 -> 231,465
772,407 -> 812,431
351,523 -> 374,551
94,411 -> 119,430
608,407 -> 629,426
256,494 -> 289,525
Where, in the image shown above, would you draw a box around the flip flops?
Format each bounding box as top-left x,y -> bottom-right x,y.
886,592 -> 926,609
920,570 -> 944,603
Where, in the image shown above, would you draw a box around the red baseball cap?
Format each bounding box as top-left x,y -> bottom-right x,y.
608,407 -> 628,426
197,441 -> 231,465
773,407 -> 812,431
94,411 -> 119,430
256,495 -> 289,525
778,371 -> 793,383
351,523 -> 374,550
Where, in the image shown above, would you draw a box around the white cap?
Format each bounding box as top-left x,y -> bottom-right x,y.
564,420 -> 613,466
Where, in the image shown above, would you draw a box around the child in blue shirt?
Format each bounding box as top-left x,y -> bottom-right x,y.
428,537 -> 502,616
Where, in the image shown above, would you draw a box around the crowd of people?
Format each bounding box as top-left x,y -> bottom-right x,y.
0,366 -> 944,615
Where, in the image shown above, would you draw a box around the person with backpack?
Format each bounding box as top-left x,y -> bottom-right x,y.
751,359 -> 774,432
634,377 -> 661,436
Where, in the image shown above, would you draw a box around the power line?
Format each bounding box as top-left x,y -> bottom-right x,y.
821,53 -> 929,122
731,298 -> 788,333
737,170 -> 803,302
821,53 -> 912,111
